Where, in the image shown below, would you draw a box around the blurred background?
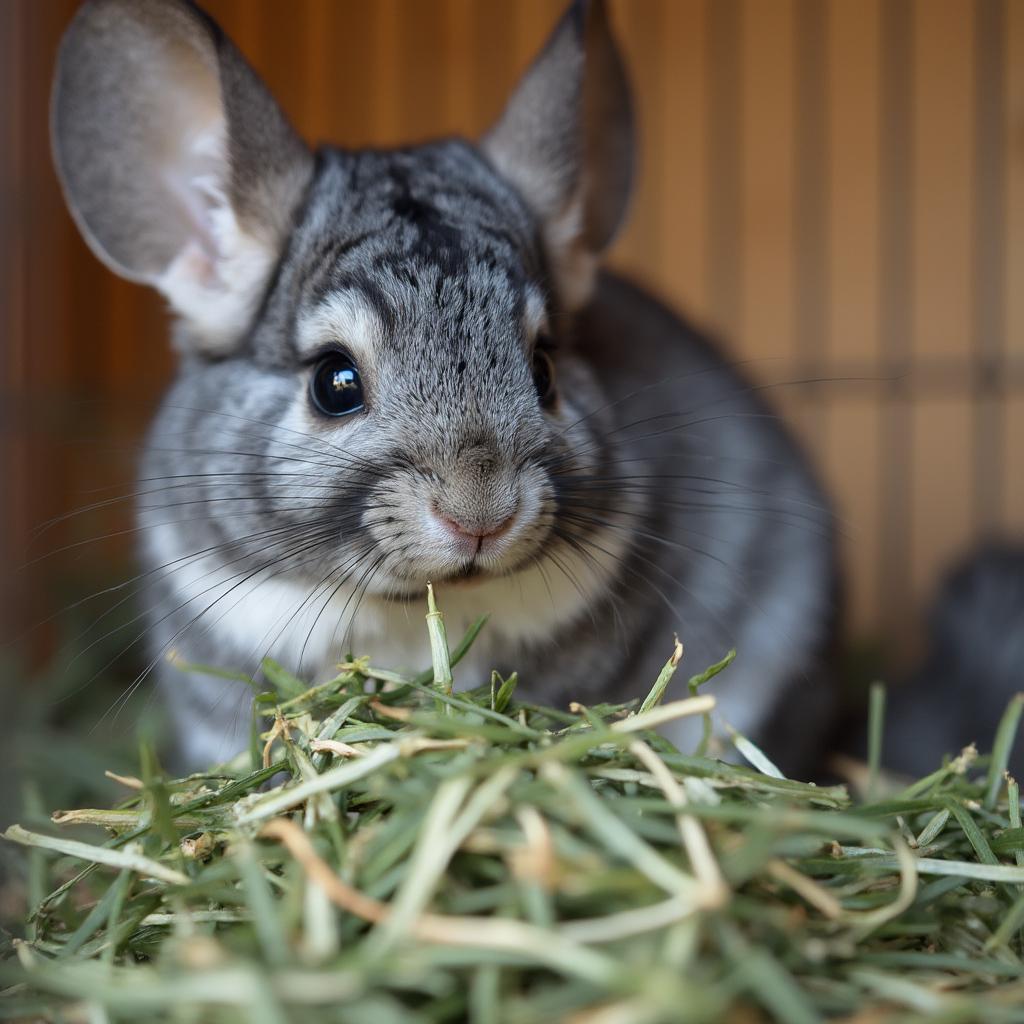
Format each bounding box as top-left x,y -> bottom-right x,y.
1,0 -> 1022,711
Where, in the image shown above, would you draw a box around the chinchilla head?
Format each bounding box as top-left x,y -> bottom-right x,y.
51,0 -> 636,612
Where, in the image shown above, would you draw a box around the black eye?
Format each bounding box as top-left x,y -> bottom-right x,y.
532,347 -> 556,408
309,352 -> 365,417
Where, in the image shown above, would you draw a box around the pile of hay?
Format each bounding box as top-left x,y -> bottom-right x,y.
3,589 -> 1023,1023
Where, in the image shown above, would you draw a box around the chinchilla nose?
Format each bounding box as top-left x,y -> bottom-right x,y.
431,503 -> 517,548
431,436 -> 518,551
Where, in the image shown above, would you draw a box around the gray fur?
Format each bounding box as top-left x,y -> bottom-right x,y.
53,0 -> 838,771
881,544 -> 1024,777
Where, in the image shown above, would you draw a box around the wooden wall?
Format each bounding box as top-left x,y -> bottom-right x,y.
3,0 -> 1023,658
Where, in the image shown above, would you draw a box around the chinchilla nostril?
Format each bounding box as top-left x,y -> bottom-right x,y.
432,504 -> 516,542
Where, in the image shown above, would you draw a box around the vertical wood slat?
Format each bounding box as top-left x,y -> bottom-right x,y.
0,0 -> 26,637
1002,2 -> 1024,536
23,2 -> 77,608
908,0 -> 976,620
441,0 -> 477,135
971,0 -> 1006,534
876,0 -> 914,643
1006,0 -> 1024,364
912,0 -> 975,363
706,0 -> 742,343
826,0 -> 882,366
739,0 -> 797,367
790,0 -> 828,453
823,0 -> 882,634
656,0 -> 710,319
609,0 -> 666,285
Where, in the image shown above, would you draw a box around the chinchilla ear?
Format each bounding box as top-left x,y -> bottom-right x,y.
482,0 -> 634,311
51,0 -> 314,355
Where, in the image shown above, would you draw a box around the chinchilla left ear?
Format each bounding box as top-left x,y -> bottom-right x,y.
51,0 -> 314,355
482,0 -> 635,311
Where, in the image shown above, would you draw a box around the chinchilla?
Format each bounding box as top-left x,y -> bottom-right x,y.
880,543 -> 1024,779
51,0 -> 839,770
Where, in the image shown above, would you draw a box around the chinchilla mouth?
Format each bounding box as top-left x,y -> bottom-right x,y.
384,562 -> 501,604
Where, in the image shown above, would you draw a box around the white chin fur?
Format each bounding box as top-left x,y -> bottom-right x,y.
146,516 -> 630,687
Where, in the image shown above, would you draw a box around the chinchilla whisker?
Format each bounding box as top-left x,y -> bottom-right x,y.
213,532 -> 393,669
31,472 -> 367,540
561,482 -> 838,529
295,544 -> 406,676
559,508 -> 745,580
550,466 -> 773,495
132,494 -> 362,513
159,403 -> 388,477
556,472 -> 835,515
522,550 -> 560,622
143,445 -> 371,475
58,518 -> 349,680
543,538 -> 610,636
544,457 -> 794,493
24,512 -> 356,660
558,518 -> 739,642
557,507 -> 733,573
560,532 -> 627,634
263,556 -> 372,672
94,528 -> 353,729
548,530 -> 639,643
544,439 -> 802,477
263,524 -> 414,670
73,470 -> 347,502
298,549 -> 395,673
257,539 -> 393,673
550,395 -> 844,478
557,472 -> 838,519
71,530 -> 336,722
544,544 -> 598,624
558,515 -> 810,662
550,359 -> 779,441
560,489 -> 838,538
34,493 -> 358,567
589,489 -> 837,534
141,435 -> 392,478
549,522 -> 685,627
559,494 -> 840,552
562,371 -> 879,452
571,407 -> 826,466
72,433 -> 363,475
20,505 -> 350,572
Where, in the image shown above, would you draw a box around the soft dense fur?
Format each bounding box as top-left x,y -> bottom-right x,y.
882,544 -> 1024,778
53,0 -> 838,770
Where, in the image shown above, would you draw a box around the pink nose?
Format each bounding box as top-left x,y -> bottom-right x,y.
434,508 -> 516,544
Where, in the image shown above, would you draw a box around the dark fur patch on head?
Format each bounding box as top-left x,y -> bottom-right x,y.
250,139 -> 546,369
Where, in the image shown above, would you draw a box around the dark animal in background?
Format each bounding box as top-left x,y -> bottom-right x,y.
883,544 -> 1024,779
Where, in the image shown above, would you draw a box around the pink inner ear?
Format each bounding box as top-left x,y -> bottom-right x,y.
172,238 -> 220,290
158,112 -> 230,267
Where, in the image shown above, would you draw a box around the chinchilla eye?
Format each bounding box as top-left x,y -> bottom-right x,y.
310,352 -> 365,417
532,347 -> 556,408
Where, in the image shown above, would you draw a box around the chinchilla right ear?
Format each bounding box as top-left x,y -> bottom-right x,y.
483,0 -> 634,312
51,0 -> 313,356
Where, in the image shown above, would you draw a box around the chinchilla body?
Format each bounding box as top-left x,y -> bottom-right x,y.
52,0 -> 838,769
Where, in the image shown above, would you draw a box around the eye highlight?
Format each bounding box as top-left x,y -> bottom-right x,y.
532,346 -> 557,408
309,352 -> 365,417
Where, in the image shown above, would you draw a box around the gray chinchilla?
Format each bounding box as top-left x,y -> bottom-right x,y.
51,0 -> 839,770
